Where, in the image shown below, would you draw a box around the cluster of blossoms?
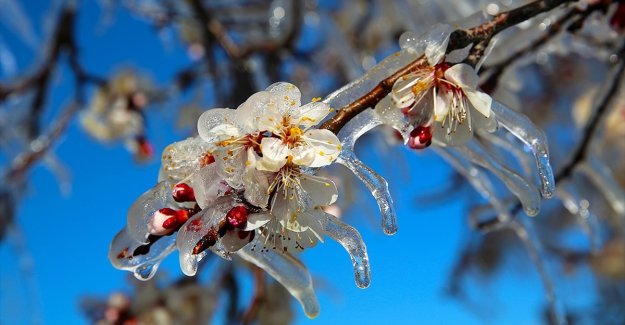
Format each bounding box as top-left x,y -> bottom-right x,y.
110,82 -> 369,318
109,26 -> 559,318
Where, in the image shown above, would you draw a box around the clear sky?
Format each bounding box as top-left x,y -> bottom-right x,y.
0,2 -> 551,324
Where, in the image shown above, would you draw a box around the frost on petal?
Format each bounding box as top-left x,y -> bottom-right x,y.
126,180 -> 176,243
337,150 -> 397,235
464,89 -> 492,118
109,228 -> 176,281
300,174 -> 338,206
189,164 -> 232,209
237,239 -> 320,318
159,137 -> 213,183
321,213 -> 371,288
266,82 -> 302,113
258,137 -> 290,172
291,101 -> 331,129
197,108 -> 239,144
444,63 -> 479,90
491,101 -> 555,198
303,129 -> 342,167
176,203 -> 233,276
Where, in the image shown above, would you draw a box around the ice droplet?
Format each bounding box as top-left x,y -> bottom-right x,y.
237,240 -> 320,318
579,157 -> 625,217
456,139 -> 541,216
491,101 -> 555,199
557,181 -> 601,253
133,262 -> 158,281
322,213 -> 371,288
336,109 -> 398,234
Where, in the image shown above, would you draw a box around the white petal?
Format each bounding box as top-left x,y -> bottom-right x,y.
221,229 -> 253,252
266,82 -> 302,113
244,213 -> 272,231
444,63 -> 479,89
258,137 -> 289,172
197,108 -> 240,144
290,145 -> 316,167
464,89 -> 492,118
302,129 -> 342,168
244,91 -> 284,133
433,88 -> 449,122
159,137 -> 213,183
291,101 -> 331,129
300,174 -> 338,206
433,118 -> 473,146
243,150 -> 270,208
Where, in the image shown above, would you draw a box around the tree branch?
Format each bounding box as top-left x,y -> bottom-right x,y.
319,0 -> 578,134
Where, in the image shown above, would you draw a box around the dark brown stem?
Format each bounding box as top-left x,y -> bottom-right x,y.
556,42 -> 625,182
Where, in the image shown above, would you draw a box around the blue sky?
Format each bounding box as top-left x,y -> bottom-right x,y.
0,2 -> 552,324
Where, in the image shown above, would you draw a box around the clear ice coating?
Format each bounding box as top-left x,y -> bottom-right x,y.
435,147 -> 512,228
321,213 -> 371,288
479,130 -> 534,177
158,137 -> 213,183
491,101 -> 556,199
125,180 -> 176,243
456,139 -> 541,216
557,181 -> 601,253
334,109 -> 398,234
237,238 -> 320,319
510,219 -> 568,325
579,157 -> 625,217
176,202 -> 233,277
108,228 -> 176,281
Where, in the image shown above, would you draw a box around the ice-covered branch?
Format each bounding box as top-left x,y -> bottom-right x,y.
319,0 -> 579,134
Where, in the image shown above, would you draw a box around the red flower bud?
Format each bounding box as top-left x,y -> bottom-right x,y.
172,183 -> 196,202
226,206 -> 248,229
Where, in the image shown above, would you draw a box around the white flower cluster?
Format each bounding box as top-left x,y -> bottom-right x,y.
109,82 -> 369,318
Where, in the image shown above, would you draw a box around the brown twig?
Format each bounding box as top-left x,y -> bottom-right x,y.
480,2 -> 608,92
241,265 -> 266,325
556,41 -> 625,182
319,0 -> 577,134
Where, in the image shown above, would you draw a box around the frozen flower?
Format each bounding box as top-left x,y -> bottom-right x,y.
390,61 -> 496,147
197,82 -> 341,178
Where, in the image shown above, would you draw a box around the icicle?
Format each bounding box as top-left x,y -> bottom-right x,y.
491,101 -> 555,199
337,150 -> 398,235
556,181 -> 602,253
477,130 -> 534,177
579,157 -> 625,217
321,213 -> 371,288
434,147 -> 512,228
108,228 -> 176,281
335,109 -> 398,234
456,139 -> 541,216
237,239 -> 320,319
509,219 -> 568,325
